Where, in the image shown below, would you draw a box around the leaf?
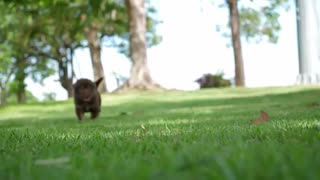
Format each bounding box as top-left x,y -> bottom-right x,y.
251,111 -> 269,125
306,102 -> 320,108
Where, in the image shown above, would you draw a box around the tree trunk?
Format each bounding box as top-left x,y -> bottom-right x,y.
66,79 -> 74,98
61,77 -> 74,98
227,0 -> 245,87
116,0 -> 161,92
17,91 -> 26,103
85,24 -> 108,93
0,88 -> 7,106
58,60 -> 74,98
15,58 -> 27,103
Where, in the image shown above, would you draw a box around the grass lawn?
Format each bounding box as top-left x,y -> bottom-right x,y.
0,86 -> 320,180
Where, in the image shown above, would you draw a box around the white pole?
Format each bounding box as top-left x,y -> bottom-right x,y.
296,0 -> 320,85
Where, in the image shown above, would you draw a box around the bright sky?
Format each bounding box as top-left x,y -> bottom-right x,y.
27,0 -> 302,101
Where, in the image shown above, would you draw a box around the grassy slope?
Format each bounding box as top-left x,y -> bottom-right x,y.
0,86 -> 320,179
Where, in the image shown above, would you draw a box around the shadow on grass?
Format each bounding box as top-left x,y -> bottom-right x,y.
0,89 -> 320,129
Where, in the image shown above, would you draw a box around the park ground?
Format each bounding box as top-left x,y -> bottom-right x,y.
0,86 -> 320,179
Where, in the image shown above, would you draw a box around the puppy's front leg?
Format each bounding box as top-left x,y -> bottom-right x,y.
76,108 -> 85,121
90,109 -> 100,120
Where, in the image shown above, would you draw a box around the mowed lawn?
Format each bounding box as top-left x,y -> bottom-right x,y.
0,86 -> 320,180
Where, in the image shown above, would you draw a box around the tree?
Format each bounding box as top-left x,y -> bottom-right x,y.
216,0 -> 290,86
0,0 -> 55,103
0,8 -> 14,105
227,0 -> 245,86
13,57 -> 28,102
33,31 -> 81,98
25,1 -> 84,98
116,0 -> 161,91
84,22 -> 107,93
0,1 -> 28,103
79,1 -> 115,93
79,0 -> 159,93
2,0 -> 161,97
0,57 -> 15,106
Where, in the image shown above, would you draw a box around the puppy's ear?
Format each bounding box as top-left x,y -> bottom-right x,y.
95,77 -> 104,88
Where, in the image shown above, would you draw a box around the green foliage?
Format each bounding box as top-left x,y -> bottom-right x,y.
211,73 -> 231,87
0,46 -> 15,89
0,87 -> 319,179
196,72 -> 231,88
0,54 -> 14,78
6,90 -> 39,104
145,0 -> 163,47
8,80 -> 21,95
43,92 -> 57,101
108,0 -> 162,56
217,0 -> 290,44
1,0 -> 162,77
0,0 -> 56,98
28,60 -> 56,85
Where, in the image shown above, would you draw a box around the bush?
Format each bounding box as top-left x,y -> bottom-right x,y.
195,73 -> 231,88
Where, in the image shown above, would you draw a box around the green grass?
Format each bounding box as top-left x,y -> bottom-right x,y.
0,86 -> 320,180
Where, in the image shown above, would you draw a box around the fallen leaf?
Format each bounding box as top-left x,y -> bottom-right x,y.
133,111 -> 144,116
251,111 -> 269,125
306,102 -> 320,108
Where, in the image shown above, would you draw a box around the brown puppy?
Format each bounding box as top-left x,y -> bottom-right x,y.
73,77 -> 104,121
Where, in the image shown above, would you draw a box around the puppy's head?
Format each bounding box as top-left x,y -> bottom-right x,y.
73,79 -> 97,102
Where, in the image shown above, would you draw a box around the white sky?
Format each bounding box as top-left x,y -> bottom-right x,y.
27,0 -> 302,101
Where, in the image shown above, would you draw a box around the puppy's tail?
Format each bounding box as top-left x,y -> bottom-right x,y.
95,77 -> 104,88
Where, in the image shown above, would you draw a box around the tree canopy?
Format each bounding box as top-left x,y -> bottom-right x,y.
0,0 -> 161,102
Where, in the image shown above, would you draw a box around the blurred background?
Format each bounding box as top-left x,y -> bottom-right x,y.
0,0 -> 319,103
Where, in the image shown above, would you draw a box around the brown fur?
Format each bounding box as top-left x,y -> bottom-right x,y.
73,77 -> 104,121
